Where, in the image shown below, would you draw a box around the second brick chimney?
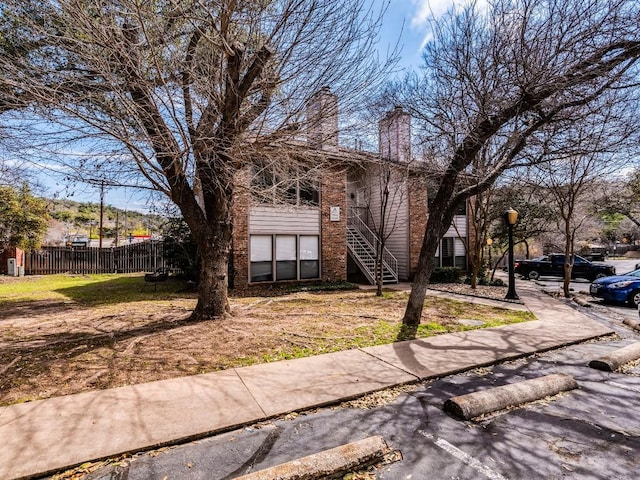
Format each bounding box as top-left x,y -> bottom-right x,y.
379,106 -> 411,162
307,86 -> 339,151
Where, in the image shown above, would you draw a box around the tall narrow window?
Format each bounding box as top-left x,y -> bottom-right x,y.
276,235 -> 297,280
250,235 -> 273,282
441,237 -> 454,267
300,236 -> 319,279
454,238 -> 467,269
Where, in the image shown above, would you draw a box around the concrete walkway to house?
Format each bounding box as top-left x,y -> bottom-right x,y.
0,283 -> 613,480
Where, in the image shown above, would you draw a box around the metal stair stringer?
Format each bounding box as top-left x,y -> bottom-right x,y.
346,211 -> 399,285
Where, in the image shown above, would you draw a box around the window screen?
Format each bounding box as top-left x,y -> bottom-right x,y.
276,235 -> 297,280
300,236 -> 319,279
250,235 -> 273,282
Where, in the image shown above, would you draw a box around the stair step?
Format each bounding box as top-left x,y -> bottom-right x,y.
347,223 -> 398,286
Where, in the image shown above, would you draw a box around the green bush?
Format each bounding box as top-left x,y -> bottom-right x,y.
429,267 -> 461,283
162,217 -> 200,281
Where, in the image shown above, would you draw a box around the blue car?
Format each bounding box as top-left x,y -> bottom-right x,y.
590,269 -> 640,306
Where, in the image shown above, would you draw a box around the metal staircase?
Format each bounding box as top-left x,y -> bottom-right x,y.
347,209 -> 398,285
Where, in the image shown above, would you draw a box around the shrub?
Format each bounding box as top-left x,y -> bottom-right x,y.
429,267 -> 461,283
162,217 -> 200,281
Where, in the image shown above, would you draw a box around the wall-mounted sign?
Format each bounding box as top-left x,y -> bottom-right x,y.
330,206 -> 341,222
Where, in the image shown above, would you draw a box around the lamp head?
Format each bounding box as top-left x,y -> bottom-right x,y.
503,208 -> 518,226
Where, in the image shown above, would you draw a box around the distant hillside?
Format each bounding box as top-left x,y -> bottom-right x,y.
42,198 -> 169,246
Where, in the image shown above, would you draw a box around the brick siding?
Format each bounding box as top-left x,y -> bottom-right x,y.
407,173 -> 428,279
231,167 -> 250,290
320,167 -> 347,282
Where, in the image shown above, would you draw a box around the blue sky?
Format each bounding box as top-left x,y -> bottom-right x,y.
35,1 -> 460,212
376,0 -> 462,71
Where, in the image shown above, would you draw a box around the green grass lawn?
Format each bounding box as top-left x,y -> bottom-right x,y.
0,273 -> 191,306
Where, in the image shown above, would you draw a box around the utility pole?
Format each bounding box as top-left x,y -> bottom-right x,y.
114,210 -> 119,247
99,180 -> 104,249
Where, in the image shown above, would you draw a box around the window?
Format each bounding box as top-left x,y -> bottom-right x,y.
300,235 -> 319,279
454,238 -> 467,269
250,234 -> 320,282
276,235 -> 297,280
250,236 -> 273,282
299,180 -> 320,205
441,237 -> 454,267
251,161 -> 319,206
434,237 -> 467,269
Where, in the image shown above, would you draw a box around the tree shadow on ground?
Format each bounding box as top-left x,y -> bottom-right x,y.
53,275 -> 195,306
0,312 -> 212,404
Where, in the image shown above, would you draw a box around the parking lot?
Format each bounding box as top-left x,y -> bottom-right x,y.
534,258 -> 639,327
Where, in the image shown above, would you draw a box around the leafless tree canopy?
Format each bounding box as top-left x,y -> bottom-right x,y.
0,0 -> 392,318
386,0 -> 640,325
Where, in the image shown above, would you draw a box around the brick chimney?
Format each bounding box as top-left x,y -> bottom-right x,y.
379,106 -> 411,162
307,86 -> 339,151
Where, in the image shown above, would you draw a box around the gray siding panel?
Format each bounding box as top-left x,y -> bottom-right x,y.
444,215 -> 467,237
250,205 -> 320,234
365,174 -> 409,281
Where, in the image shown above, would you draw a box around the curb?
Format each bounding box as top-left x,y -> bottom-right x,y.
588,342 -> 640,371
235,435 -> 392,480
443,373 -> 578,420
623,318 -> 640,332
572,295 -> 592,308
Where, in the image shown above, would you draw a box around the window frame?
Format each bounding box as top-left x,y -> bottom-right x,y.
434,236 -> 467,270
249,234 -> 321,283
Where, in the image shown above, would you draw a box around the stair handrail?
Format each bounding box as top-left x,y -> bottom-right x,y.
346,227 -> 377,284
348,208 -> 398,280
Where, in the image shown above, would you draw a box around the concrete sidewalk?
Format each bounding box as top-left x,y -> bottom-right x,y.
0,284 -> 613,480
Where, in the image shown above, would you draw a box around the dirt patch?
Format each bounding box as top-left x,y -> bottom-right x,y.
0,284 -> 529,406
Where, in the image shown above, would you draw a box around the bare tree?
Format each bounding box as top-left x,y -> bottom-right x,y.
488,182 -> 555,262
524,114 -> 631,297
0,0 -> 392,319
594,169 -> 640,230
456,191 -> 490,288
384,0 -> 640,326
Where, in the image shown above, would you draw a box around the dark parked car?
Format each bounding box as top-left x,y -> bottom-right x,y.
590,269 -> 640,306
514,254 -> 616,281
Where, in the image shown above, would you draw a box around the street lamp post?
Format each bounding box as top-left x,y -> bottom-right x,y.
504,208 -> 519,300
486,237 -> 493,271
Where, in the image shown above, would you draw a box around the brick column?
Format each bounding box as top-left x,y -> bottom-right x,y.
320,167 -> 347,282
231,167 -> 250,290
408,174 -> 428,279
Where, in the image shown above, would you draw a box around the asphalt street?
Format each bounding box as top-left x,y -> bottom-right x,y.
78,260 -> 640,480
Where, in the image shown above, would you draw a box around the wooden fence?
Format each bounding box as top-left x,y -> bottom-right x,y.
25,241 -> 167,275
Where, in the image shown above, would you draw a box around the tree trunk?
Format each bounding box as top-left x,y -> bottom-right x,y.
376,243 -> 383,297
469,258 -> 479,289
181,151 -> 234,321
563,233 -> 574,299
192,234 -> 231,319
403,227 -> 440,326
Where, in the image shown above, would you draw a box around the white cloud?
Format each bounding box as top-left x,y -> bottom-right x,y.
409,0 -> 488,51
410,0 -> 455,28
